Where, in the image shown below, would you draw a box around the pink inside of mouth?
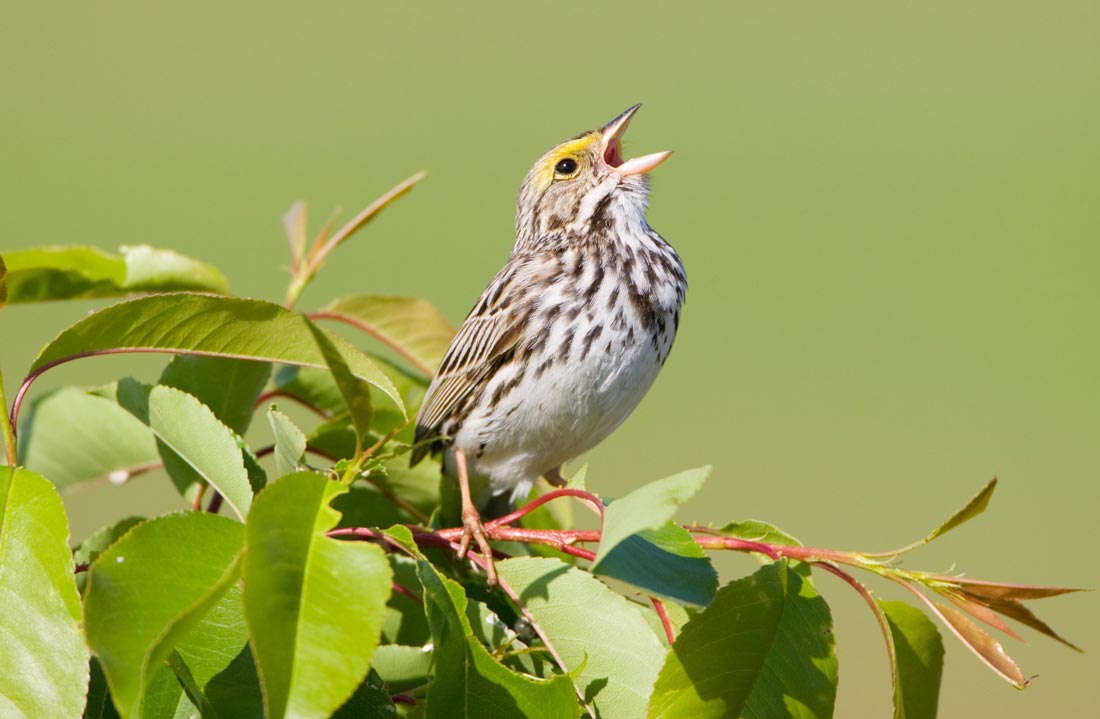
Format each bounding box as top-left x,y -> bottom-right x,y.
604,139 -> 624,168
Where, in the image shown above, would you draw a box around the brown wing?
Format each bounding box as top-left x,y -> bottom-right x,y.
410,258 -> 535,464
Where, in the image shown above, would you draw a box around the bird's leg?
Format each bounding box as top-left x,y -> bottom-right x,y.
543,466 -> 567,488
454,448 -> 498,585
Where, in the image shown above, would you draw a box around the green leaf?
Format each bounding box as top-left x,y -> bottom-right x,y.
18,385 -> 159,490
715,519 -> 803,548
647,562 -> 838,719
83,511 -> 244,719
878,600 -> 944,719
171,583 -> 264,719
305,413 -> 359,460
266,407 -> 308,480
317,294 -> 456,377
370,456 -> 443,520
159,355 -> 271,436
378,555 -> 431,646
593,523 -> 718,607
592,466 -> 710,570
27,292 -> 404,416
86,658 -> 122,719
382,528 -> 580,719
0,468 -> 90,719
138,662 -> 197,719
332,669 -> 397,718
0,245 -> 227,303
242,472 -> 393,719
371,645 -> 433,694
306,319 -> 373,452
121,245 -> 229,295
497,556 -> 666,719
74,516 -> 146,592
903,477 -> 999,552
115,379 -> 255,520
272,365 -> 346,415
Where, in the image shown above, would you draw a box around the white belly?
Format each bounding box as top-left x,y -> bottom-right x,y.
452,315 -> 670,500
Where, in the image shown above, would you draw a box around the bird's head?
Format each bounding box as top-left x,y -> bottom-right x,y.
515,104 -> 671,244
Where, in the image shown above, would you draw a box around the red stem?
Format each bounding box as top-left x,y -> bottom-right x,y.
651,597 -> 676,645
392,582 -> 422,604
485,488 -> 605,529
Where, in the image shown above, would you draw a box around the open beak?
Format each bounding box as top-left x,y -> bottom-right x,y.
599,104 -> 672,177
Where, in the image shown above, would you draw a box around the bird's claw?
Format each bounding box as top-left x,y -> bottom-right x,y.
459,505 -> 498,586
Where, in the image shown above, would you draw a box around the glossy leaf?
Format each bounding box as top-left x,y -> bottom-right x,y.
594,522 -> 718,607
266,407 -> 308,480
18,386 -> 158,490
74,516 -> 145,593
306,320 -> 373,451
498,556 -> 666,719
271,365 -> 345,415
647,562 -> 838,719
331,669 -> 397,718
592,466 -> 710,570
26,293 -> 404,416
715,519 -> 803,548
171,584 -> 264,719
383,527 -> 580,719
159,355 -> 271,436
911,478 -> 998,550
83,511 -> 244,718
879,600 -> 944,719
371,645 -> 433,694
317,294 -> 456,377
85,658 -> 122,719
242,472 -> 392,719
0,245 -> 227,303
714,519 -> 808,572
0,468 -> 89,719
115,379 -> 254,520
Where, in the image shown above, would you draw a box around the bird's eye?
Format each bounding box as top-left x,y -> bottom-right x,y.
554,158 -> 578,175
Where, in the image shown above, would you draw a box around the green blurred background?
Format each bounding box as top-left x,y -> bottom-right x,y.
2,2 -> 1096,715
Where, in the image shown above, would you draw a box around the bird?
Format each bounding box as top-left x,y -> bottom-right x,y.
410,104 -> 686,583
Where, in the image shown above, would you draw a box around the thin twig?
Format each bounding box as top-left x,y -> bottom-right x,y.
392,582 -> 422,604
815,562 -> 897,674
651,597 -> 676,645
486,488 -> 605,529
0,369 -> 17,467
191,484 -> 207,511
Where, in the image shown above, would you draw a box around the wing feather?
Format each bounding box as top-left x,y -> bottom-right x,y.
411,258 -> 539,462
